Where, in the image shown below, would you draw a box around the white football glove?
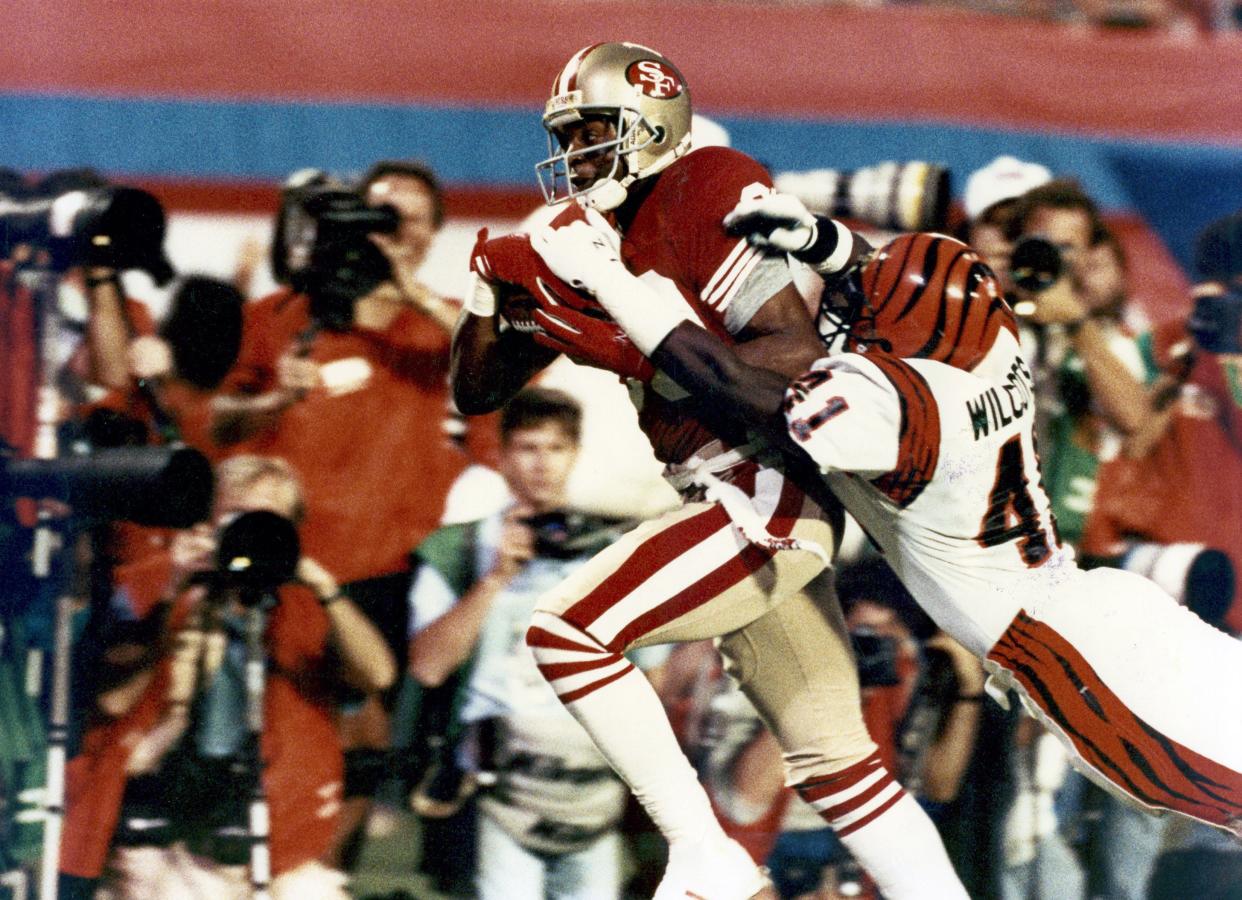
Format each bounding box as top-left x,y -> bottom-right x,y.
723,192 -> 818,254
723,193 -> 855,277
531,213 -> 624,296
532,211 -> 689,356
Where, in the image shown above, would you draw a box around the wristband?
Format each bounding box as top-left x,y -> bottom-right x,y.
463,271 -> 498,317
319,592 -> 345,609
796,218 -> 854,276
594,269 -> 691,357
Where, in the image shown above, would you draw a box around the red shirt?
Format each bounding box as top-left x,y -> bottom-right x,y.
1084,321 -> 1242,631
223,289 -> 483,583
61,552 -> 343,878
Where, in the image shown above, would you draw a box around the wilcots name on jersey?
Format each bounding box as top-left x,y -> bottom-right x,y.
965,355 -> 1035,441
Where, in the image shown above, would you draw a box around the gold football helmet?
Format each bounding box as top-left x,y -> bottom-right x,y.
536,42 -> 693,210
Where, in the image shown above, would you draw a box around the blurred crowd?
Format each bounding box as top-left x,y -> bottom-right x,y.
785,0 -> 1239,34
1,138 -> 1241,900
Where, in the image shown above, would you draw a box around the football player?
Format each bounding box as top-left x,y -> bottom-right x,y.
529,194 -> 1242,840
451,42 -> 969,900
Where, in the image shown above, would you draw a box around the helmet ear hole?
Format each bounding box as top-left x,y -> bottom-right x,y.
652,125 -> 666,144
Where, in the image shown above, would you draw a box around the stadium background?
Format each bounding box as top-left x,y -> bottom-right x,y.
5,0 -> 1242,321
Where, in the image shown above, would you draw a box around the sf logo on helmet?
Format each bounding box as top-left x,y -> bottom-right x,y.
626,60 -> 682,99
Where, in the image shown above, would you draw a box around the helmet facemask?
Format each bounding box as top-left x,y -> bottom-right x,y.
814,254 -> 891,354
537,106 -> 662,210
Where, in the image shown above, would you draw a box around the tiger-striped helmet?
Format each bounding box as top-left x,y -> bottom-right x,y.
536,42 -> 693,211
853,233 -> 1017,371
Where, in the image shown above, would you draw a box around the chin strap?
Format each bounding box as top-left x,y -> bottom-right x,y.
584,179 -> 630,212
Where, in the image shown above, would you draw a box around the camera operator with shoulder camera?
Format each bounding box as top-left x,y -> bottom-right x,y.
1,168 -> 176,452
209,160 -> 490,597
404,388 -> 667,899
58,454 -> 394,900
209,161 -> 500,864
1005,179 -> 1156,547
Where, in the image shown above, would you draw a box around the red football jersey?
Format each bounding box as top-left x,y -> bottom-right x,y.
559,147 -> 787,464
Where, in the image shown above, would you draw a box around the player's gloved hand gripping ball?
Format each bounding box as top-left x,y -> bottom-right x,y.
533,211 -> 690,357
467,226 -> 653,381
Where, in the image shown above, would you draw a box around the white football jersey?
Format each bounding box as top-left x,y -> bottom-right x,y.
783,331 -> 1077,655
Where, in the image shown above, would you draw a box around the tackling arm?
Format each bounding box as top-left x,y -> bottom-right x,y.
649,320 -> 790,439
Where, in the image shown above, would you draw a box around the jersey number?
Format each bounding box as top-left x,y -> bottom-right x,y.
975,436 -> 1052,567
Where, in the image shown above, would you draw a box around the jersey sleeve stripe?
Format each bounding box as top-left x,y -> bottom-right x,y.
701,237 -> 749,300
713,248 -> 764,313
864,355 -> 941,508
702,239 -> 760,308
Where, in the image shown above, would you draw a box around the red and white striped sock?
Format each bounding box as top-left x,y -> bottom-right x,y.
527,609 -> 724,845
796,751 -> 968,900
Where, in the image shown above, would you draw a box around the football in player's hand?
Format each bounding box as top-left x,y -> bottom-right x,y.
499,285 -> 542,333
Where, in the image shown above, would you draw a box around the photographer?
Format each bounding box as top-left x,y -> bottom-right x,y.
208,161 -> 498,862
404,388 -> 667,900
59,454 -> 394,900
12,169 -> 175,408
1084,209 -> 1242,632
1006,180 -> 1155,547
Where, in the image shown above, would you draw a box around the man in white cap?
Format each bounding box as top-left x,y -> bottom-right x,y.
961,155 -> 1054,293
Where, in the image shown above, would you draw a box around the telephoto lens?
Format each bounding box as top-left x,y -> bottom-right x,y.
0,186 -> 174,283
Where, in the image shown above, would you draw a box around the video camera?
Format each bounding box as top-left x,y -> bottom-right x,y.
273,169 -> 399,329
0,185 -> 174,284
774,161 -> 951,232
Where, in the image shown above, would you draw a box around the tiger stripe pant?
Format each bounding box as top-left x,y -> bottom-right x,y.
987,566 -> 1242,833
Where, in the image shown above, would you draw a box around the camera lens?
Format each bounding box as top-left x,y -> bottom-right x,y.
1010,236 -> 1063,293
215,510 -> 300,600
